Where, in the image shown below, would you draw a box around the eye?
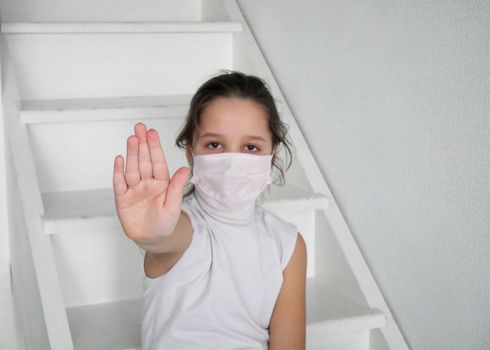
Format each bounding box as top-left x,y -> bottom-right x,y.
206,142 -> 221,150
245,144 -> 260,152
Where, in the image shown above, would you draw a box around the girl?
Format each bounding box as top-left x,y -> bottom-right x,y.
113,71 -> 307,349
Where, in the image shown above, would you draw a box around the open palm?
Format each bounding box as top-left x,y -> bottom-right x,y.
112,122 -> 191,245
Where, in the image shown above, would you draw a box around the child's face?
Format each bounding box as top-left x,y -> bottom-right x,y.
188,96 -> 274,160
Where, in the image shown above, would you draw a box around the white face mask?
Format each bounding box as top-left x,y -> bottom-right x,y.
189,151 -> 273,204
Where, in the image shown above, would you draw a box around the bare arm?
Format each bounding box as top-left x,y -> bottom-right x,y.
269,233 -> 307,350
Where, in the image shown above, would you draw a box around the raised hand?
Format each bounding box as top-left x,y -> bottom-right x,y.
113,122 -> 191,247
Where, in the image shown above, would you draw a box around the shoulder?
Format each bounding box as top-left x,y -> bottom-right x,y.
256,207 -> 299,271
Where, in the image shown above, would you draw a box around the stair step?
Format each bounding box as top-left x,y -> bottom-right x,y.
307,278 -> 386,335
66,298 -> 141,350
20,94 -> 284,125
259,193 -> 329,212
41,186 -> 329,235
65,277 -> 384,350
0,0 -> 203,23
6,26 -> 237,100
1,22 -> 243,34
20,95 -> 192,124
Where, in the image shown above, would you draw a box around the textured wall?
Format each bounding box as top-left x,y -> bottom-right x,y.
238,1 -> 490,349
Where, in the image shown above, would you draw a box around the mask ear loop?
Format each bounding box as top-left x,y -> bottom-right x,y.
189,147 -> 195,167
184,148 -> 195,189
269,145 -> 276,184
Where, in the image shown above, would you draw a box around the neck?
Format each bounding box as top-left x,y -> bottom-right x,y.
192,186 -> 257,226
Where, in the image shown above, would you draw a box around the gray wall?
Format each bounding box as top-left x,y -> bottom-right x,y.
238,1 -> 490,349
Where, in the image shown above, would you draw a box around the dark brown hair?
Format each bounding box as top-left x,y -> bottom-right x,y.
175,70 -> 294,198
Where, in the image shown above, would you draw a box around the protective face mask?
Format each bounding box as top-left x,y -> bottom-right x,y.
189,151 -> 273,204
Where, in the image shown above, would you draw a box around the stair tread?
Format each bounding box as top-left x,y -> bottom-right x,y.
21,94 -> 193,111
66,298 -> 141,350
20,94 -> 282,124
41,185 -> 329,234
65,277 -> 384,350
2,21 -> 243,34
307,278 -> 386,333
20,94 -> 193,124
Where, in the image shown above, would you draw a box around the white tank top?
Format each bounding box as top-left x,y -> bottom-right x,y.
141,188 -> 298,350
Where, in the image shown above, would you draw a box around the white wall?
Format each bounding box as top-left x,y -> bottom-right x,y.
238,1 -> 490,349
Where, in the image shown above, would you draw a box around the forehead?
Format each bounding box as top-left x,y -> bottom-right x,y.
199,97 -> 270,137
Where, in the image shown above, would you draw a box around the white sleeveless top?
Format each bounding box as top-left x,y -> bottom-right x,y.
141,188 -> 298,350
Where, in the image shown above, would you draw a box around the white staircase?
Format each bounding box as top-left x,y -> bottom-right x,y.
1,1 -> 408,349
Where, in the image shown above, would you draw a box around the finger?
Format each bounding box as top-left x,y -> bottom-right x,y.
134,122 -> 152,180
113,155 -> 128,197
125,135 -> 141,187
164,167 -> 191,215
147,128 -> 170,181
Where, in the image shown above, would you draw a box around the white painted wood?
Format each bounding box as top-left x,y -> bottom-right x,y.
27,118 -> 189,192
370,329 -> 391,350
22,94 -> 192,111
50,227 -> 144,307
5,32 -> 234,100
20,95 -> 192,124
66,298 -> 142,350
307,329 -> 369,350
260,193 -> 329,212
307,278 -> 385,334
314,208 -> 368,304
201,0 -> 230,21
8,188 -> 51,350
1,21 -> 243,34
0,43 -> 19,350
1,36 -> 73,349
19,89 -> 282,125
0,0 -> 202,22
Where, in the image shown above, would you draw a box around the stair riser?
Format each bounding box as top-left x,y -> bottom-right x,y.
265,209 -> 316,278
315,209 -> 367,302
21,105 -> 188,125
27,116 -> 309,198
27,119 -> 188,192
48,210 -> 315,308
1,0 -> 201,22
51,229 -> 144,308
6,33 -> 234,100
307,328 -> 370,350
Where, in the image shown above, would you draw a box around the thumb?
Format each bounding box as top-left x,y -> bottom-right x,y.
164,167 -> 192,214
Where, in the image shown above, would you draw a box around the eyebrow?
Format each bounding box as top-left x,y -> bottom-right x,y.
199,132 -> 267,142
